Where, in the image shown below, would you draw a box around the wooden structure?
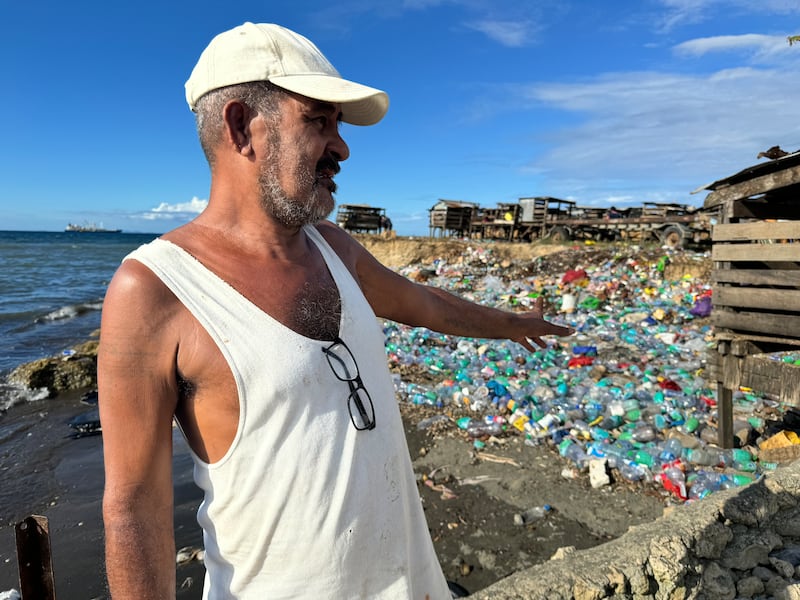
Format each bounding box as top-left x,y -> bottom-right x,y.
336,204 -> 388,234
428,196 -> 717,247
514,198 -> 715,246
701,150 -> 800,447
469,202 -> 520,240
428,200 -> 477,237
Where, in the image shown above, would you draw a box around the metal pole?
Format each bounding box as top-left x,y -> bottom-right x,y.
15,515 -> 56,600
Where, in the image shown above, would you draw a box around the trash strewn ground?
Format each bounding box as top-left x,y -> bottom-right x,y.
378,241 -> 800,594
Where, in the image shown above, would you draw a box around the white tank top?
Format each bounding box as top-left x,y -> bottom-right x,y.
125,225 -> 450,599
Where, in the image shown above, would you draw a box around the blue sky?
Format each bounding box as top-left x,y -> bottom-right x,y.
2,1 -> 799,236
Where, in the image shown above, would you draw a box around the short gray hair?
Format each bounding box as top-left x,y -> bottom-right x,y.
194,81 -> 285,166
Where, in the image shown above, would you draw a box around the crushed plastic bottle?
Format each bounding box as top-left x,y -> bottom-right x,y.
456,415 -> 506,439
558,439 -> 588,468
687,471 -> 730,500
513,504 -> 552,525
659,460 -> 687,500
658,438 -> 684,463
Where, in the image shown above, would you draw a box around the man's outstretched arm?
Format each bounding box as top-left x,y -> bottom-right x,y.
320,223 -> 573,348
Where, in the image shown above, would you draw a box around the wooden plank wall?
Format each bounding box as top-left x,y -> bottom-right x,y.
743,355 -> 800,401
711,221 -> 800,339
707,166 -> 800,447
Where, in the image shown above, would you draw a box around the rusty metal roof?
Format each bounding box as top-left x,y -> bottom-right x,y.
695,150 -> 800,194
430,199 -> 479,209
697,150 -> 800,208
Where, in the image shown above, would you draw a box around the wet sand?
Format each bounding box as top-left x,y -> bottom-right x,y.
0,393 -> 205,599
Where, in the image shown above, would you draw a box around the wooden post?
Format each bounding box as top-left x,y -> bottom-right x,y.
716,382 -> 734,449
15,515 -> 56,600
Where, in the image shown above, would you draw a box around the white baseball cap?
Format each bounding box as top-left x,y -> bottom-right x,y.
185,22 -> 389,126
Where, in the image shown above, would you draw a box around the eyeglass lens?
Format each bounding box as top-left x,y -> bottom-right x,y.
325,341 -> 358,381
348,387 -> 375,430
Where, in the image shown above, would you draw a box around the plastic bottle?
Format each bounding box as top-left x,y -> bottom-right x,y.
469,385 -> 490,411
678,415 -> 700,435
598,415 -> 624,430
569,420 -> 591,440
658,438 -> 684,463
559,439 -> 588,468
715,448 -> 753,468
417,414 -> 451,431
582,401 -> 604,422
602,441 -> 633,469
732,458 -> 758,472
730,472 -> 757,486
586,441 -> 609,459
617,459 -> 648,482
536,412 -> 561,433
634,446 -> 660,469
631,424 -> 656,443
589,426 -> 611,441
659,460 -> 687,500
607,398 -> 625,417
466,418 -> 504,439
513,504 -> 552,525
653,413 -> 670,430
683,447 -> 715,466
687,471 -> 728,500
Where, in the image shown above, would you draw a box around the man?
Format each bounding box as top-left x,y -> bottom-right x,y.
99,22 -> 572,599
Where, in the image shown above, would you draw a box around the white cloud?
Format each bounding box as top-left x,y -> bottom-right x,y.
655,0 -> 800,32
515,65 -> 800,205
313,0 -> 547,45
465,19 -> 537,47
656,0 -> 715,31
139,196 -> 208,221
152,197 -> 208,214
674,34 -> 791,60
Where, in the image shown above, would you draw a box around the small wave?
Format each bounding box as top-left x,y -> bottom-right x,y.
0,381 -> 50,412
34,301 -> 103,323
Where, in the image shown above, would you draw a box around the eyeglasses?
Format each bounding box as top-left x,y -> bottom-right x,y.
322,337 -> 376,431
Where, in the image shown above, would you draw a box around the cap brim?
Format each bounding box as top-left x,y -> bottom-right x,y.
270,74 -> 389,126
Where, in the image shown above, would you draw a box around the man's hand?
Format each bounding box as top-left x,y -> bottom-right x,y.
511,296 -> 574,352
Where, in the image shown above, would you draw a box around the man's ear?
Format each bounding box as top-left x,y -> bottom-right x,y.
222,100 -> 252,153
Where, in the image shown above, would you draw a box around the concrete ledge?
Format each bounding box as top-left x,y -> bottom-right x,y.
471,460 -> 800,600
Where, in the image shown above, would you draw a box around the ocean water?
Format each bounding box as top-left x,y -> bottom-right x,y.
0,230 -> 158,408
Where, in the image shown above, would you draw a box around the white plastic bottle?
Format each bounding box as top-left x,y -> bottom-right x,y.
513,504 -> 552,526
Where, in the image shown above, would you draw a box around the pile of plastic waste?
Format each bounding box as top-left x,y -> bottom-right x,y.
385,244 -> 798,504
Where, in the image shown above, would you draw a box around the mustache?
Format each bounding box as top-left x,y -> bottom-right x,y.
316,156 -> 340,176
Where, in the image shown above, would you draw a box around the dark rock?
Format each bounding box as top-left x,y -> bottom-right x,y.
8,341 -> 98,397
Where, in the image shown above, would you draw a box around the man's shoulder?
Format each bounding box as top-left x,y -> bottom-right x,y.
313,219 -> 343,237
106,248 -> 183,313
312,220 -> 365,264
313,220 -> 363,248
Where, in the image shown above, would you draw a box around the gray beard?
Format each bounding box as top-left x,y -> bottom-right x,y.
258,157 -> 334,228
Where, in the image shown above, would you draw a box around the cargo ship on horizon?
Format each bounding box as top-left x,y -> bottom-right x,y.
65,222 -> 122,233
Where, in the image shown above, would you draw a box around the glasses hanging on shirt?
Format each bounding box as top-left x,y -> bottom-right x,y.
322,337 -> 376,431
